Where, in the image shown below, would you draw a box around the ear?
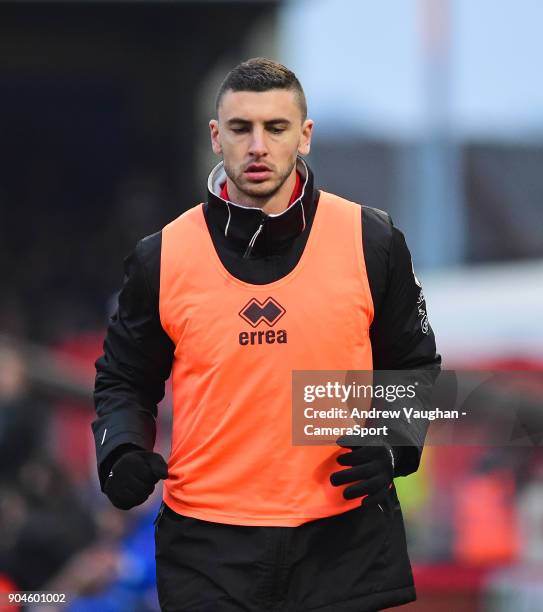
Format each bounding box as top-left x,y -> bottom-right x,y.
209,119 -> 222,155
298,119 -> 314,156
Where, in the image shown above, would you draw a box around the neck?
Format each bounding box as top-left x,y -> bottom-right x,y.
226,167 -> 297,215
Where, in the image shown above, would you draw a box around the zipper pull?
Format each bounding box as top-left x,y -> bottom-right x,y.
243,221 -> 264,259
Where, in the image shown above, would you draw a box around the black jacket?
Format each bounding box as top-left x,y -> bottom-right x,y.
92,158 -> 441,490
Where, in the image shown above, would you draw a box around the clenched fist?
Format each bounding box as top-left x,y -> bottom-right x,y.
104,450 -> 168,510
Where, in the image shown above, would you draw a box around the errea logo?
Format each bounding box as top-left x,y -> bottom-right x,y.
238,297 -> 287,345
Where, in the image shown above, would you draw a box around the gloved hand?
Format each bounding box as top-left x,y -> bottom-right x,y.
104,450 -> 168,510
330,435 -> 396,511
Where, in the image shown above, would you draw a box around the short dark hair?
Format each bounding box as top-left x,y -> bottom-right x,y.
215,57 -> 307,120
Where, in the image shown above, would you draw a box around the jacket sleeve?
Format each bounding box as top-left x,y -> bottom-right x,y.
91,231 -> 175,490
362,206 -> 442,476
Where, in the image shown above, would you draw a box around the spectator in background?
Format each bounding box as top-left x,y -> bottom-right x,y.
0,342 -> 44,477
0,341 -> 95,591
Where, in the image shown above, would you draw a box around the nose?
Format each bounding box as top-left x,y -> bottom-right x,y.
248,127 -> 267,157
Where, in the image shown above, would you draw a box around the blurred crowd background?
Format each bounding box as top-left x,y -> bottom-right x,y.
1,1 -> 542,610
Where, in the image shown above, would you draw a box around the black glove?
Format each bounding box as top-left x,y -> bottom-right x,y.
104,449 -> 168,510
330,435 -> 396,512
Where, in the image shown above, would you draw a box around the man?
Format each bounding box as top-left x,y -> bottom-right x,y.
92,58 -> 441,611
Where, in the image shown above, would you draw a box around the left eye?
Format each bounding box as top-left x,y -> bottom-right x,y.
270,128 -> 285,134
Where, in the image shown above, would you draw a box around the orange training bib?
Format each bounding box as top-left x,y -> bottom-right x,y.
159,192 -> 374,526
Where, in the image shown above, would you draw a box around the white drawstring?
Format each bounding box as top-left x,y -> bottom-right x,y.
224,201 -> 232,237
300,200 -> 306,232
243,222 -> 264,258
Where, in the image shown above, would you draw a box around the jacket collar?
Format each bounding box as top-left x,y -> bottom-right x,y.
205,157 -> 317,257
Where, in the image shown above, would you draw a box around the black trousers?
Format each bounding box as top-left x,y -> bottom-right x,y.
154,489 -> 416,612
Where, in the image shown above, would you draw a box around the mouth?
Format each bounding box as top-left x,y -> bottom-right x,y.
244,164 -> 273,182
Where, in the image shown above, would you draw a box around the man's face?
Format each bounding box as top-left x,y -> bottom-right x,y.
209,89 -> 313,201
